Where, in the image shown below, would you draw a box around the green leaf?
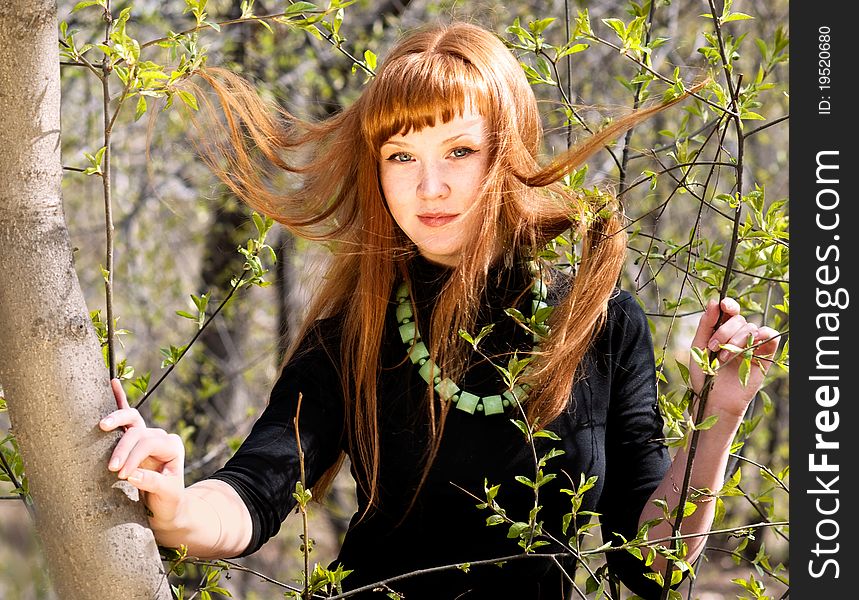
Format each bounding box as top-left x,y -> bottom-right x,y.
514,475 -> 535,489
507,521 -> 530,539
363,49 -> 377,72
135,95 -> 147,121
486,514 -> 505,526
72,0 -> 105,13
510,419 -> 530,438
602,18 -> 626,41
675,358 -> 690,386
694,414 -> 720,431
738,353 -> 751,386
670,501 -> 698,519
177,90 -> 198,111
722,12 -> 754,23
284,1 -> 318,15
533,429 -> 561,441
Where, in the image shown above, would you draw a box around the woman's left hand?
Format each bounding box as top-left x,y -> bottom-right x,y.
689,297 -> 781,418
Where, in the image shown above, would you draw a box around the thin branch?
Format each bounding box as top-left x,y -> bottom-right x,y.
629,233 -> 789,285
625,118 -> 721,161
294,392 -> 311,600
619,0 -> 657,193
0,449 -> 34,516
137,6 -> 374,77
745,114 -> 789,138
134,273 -> 245,409
537,48 -> 623,174
660,0 -> 749,592
189,559 -> 302,593
736,483 -> 789,543
729,454 -> 789,494
100,1 -> 117,379
706,547 -> 789,586
583,34 -> 736,118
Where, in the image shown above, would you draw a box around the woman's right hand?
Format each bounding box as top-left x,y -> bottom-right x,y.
100,379 -> 186,528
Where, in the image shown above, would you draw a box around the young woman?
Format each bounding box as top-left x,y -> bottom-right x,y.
100,22 -> 780,599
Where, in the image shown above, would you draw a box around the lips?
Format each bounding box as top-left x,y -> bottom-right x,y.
417,214 -> 458,227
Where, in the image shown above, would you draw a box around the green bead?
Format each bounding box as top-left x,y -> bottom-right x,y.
435,378 -> 460,401
456,391 -> 480,414
512,384 -> 527,400
483,395 -> 504,415
393,275 -> 549,418
396,302 -> 414,324
398,321 -> 418,344
418,359 -> 437,384
408,342 -> 429,364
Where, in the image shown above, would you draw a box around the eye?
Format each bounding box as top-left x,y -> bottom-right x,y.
386,151 -> 414,163
450,147 -> 477,158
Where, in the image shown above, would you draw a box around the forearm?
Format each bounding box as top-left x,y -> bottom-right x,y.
639,406 -> 743,572
150,479 -> 254,559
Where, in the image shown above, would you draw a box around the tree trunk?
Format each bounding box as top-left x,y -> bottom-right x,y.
0,2 -> 171,599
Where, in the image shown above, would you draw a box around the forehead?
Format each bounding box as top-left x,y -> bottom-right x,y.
361,50 -> 497,149
383,111 -> 487,144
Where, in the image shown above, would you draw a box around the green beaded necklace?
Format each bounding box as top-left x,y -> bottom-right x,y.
394,263 -> 549,415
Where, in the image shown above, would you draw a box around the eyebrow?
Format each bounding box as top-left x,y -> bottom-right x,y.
381,130 -> 483,148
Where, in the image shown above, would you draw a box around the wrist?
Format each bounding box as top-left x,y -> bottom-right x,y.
702,404 -> 746,432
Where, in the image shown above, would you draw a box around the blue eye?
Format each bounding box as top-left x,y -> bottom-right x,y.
451,147 -> 476,158
387,152 -> 413,163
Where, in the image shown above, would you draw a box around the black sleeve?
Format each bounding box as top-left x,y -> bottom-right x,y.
206,325 -> 345,556
597,291 -> 672,598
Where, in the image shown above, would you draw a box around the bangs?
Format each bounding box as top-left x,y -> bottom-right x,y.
362,52 -> 495,151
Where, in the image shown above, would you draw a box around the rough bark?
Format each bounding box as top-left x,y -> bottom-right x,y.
0,2 -> 171,598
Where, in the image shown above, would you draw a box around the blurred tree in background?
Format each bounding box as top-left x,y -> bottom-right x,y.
0,0 -> 787,598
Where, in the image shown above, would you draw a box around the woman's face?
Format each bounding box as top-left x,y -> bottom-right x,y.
379,111 -> 490,267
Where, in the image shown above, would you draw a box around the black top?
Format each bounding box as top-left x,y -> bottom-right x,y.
208,256 -> 670,599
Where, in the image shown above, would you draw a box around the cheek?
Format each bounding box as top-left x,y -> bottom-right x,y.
379,174 -> 410,227
380,167 -> 407,203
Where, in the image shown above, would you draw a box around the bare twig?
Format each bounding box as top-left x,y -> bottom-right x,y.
134,273 -> 245,409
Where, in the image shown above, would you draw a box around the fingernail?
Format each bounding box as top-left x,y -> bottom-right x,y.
101,416 -> 114,427
109,457 -> 120,470
719,350 -> 730,362
128,470 -> 143,483
708,340 -> 720,352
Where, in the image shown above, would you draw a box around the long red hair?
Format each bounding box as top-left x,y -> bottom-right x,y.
190,22 -> 699,511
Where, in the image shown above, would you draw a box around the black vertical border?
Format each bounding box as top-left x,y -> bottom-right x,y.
790,1 -> 858,596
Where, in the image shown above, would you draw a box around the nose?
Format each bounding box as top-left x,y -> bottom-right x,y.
416,163 -> 449,200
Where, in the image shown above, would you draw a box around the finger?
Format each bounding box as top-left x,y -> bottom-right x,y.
110,426 -> 172,475
111,378 -> 130,410
752,326 -> 781,361
719,297 -> 741,316
107,425 -> 151,472
118,433 -> 184,480
691,298 -> 721,351
99,407 -> 146,432
125,467 -> 183,517
718,322 -> 759,363
707,314 -> 748,353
